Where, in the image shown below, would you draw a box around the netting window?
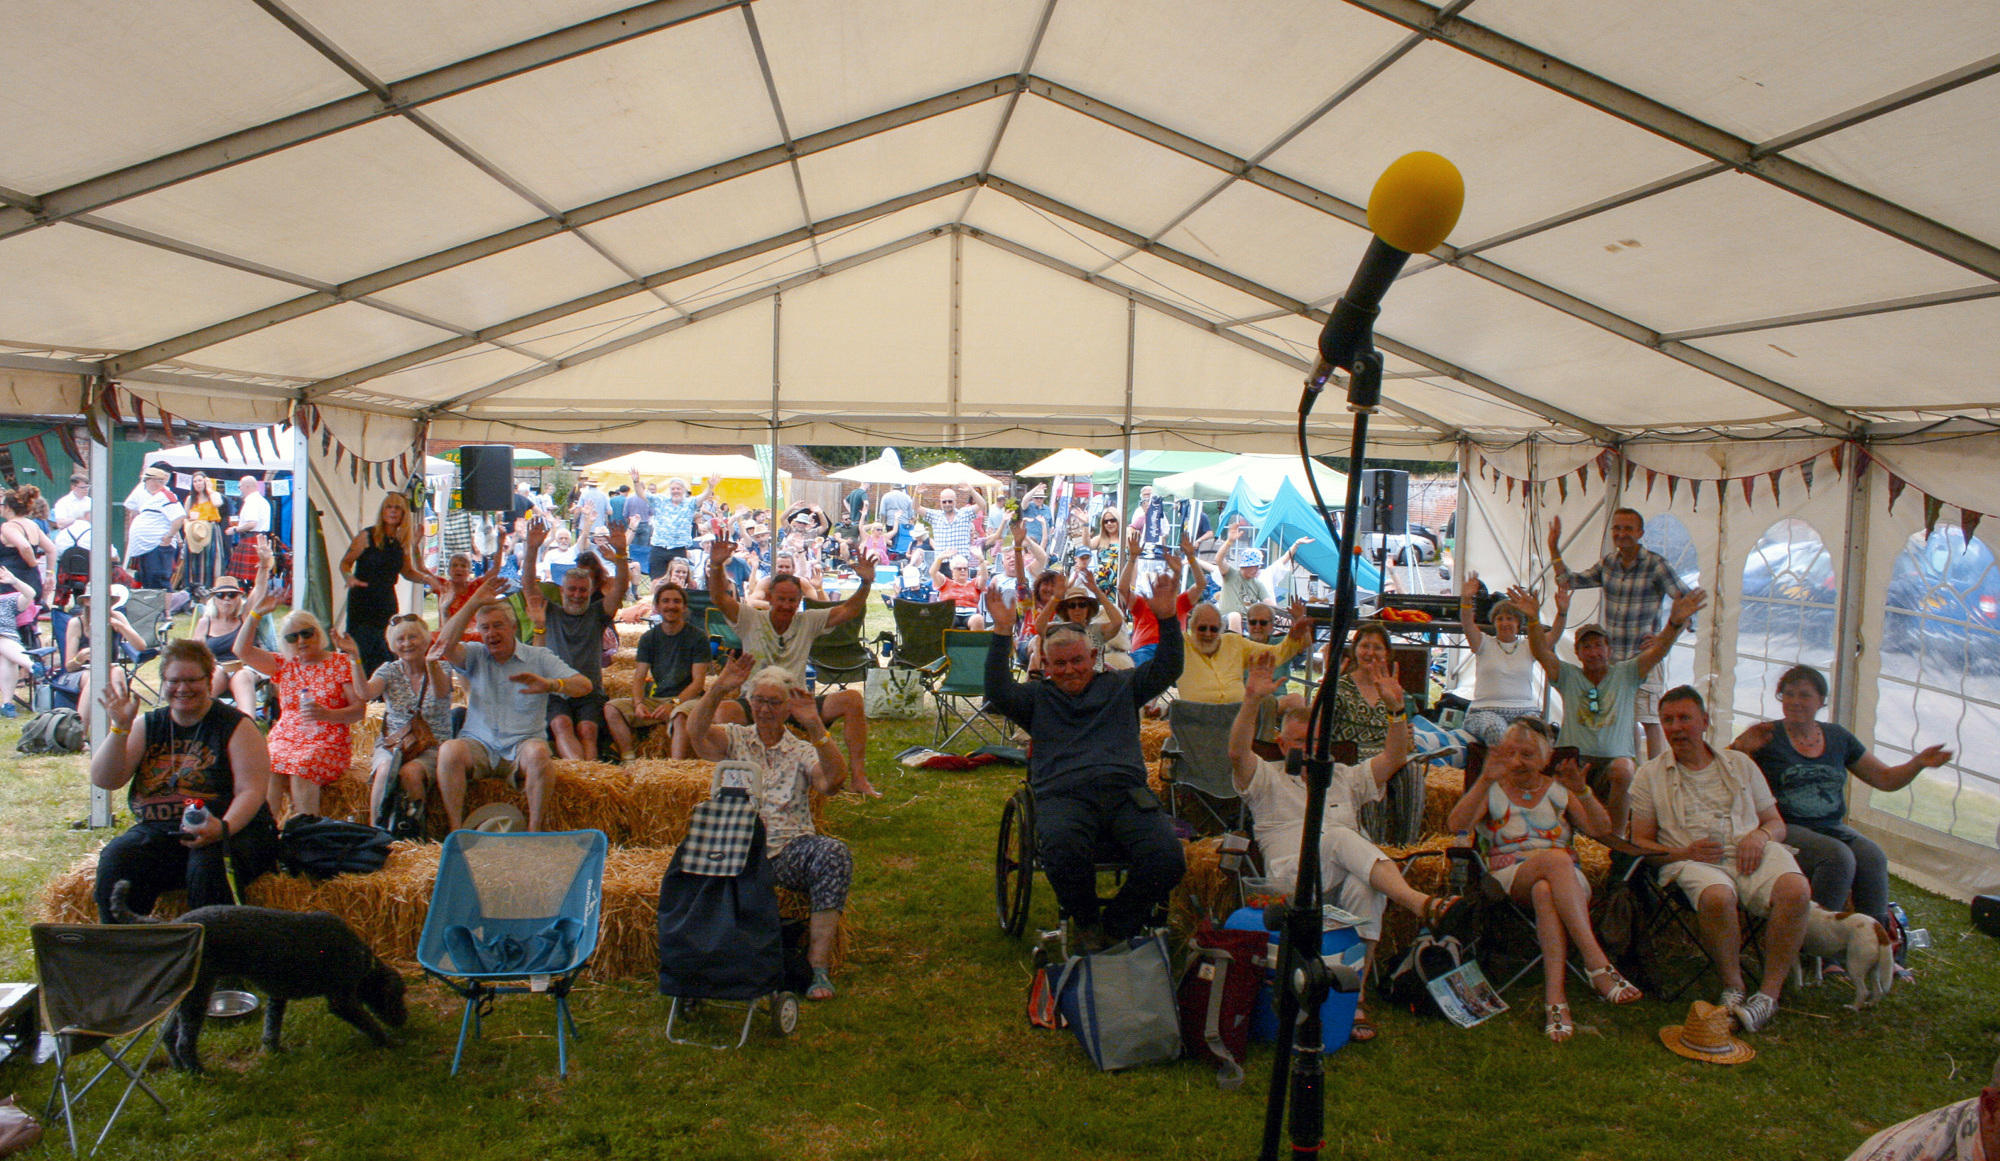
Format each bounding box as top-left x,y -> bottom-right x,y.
1733,519 -> 1838,728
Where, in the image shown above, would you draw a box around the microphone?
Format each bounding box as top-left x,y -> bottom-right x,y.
1303,151 -> 1465,411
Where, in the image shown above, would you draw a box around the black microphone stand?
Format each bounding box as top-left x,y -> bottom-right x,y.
1258,347 -> 1383,1161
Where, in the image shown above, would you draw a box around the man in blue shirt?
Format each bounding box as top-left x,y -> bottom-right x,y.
1549,508 -> 1690,757
632,471 -> 718,577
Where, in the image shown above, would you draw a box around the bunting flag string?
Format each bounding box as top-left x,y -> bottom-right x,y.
1923,495 -> 1945,540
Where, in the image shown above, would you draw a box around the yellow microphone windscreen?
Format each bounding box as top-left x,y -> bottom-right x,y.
1366,152 -> 1464,255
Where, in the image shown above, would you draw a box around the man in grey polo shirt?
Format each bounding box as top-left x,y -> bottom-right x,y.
432,571 -> 590,831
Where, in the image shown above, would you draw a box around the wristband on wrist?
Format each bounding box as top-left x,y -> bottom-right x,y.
109,723 -> 130,736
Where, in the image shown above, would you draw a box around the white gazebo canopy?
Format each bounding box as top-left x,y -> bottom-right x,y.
1018,447 -> 1110,477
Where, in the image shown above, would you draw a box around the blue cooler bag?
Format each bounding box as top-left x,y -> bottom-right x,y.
1053,932 -> 1182,1071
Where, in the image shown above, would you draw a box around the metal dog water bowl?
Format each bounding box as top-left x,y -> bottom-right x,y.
207,990 -> 260,1019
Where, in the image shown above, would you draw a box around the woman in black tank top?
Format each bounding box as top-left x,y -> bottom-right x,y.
89,640 -> 280,919
0,488 -> 54,606
339,494 -> 444,678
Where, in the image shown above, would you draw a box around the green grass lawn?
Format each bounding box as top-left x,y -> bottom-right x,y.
2,603 -> 1996,1158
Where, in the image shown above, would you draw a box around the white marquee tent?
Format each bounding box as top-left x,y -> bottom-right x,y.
2,0 -> 1997,892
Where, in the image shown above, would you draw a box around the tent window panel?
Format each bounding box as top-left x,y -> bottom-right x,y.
1870,527 -> 2000,849
1640,513 -> 1702,692
1731,519 -> 1838,727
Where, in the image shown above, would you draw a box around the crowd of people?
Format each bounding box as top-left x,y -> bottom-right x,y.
61,467 -> 1950,1034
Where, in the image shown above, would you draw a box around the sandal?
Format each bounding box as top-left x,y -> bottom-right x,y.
807,967 -> 836,1001
1349,1007 -> 1377,1043
1586,965 -> 1642,1005
1418,894 -> 1461,931
1545,1002 -> 1573,1043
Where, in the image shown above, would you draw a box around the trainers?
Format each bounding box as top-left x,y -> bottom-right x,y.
1732,991 -> 1778,1033
1718,987 -> 1745,1011
0,703 -> 15,719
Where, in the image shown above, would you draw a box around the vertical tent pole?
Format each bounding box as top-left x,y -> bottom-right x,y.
1832,446 -> 1873,729
769,293 -> 782,512
1118,298 -> 1134,538
292,422 -> 309,614
87,389 -> 113,828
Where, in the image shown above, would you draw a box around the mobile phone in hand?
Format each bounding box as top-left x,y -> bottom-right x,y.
1552,745 -> 1580,768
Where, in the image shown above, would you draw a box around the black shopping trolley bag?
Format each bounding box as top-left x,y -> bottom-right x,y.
657,787 -> 785,1002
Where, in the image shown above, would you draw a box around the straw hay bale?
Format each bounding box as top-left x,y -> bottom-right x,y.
1421,763 -> 1469,837
601,660 -> 639,702
1168,836 -> 1237,940
615,624 -> 649,647
350,702 -> 388,763
1141,720 -> 1171,763
36,846 -> 846,981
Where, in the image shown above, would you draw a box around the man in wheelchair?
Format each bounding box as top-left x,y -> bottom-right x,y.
981,574 -> 1187,952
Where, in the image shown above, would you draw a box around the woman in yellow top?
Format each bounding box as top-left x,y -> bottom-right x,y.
1176,599 -> 1312,704
183,471 -> 228,590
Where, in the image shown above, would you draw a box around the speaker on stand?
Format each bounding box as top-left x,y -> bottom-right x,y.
459,445 -> 515,512
1358,468 -> 1410,598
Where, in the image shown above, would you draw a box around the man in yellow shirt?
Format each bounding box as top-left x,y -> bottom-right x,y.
1177,600 -> 1311,704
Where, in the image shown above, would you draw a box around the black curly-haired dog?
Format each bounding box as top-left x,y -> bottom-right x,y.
108,879 -> 407,1072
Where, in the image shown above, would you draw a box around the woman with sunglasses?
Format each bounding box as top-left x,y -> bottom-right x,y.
1446,717 -> 1640,1041
235,555 -> 364,817
339,492 -> 445,678
1087,507 -> 1123,591
189,575 -> 262,712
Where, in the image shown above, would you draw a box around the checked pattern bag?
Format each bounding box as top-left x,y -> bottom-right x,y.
677,789 -> 760,877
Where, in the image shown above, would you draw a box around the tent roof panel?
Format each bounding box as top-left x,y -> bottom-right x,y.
1264,39 -> 1704,247
284,0 -> 644,84
505,291 -> 680,360
417,12 -> 780,209
581,165 -> 809,275
1096,250 -> 1291,326
1035,0 -> 1410,159
1158,179 -> 1375,306
659,242 -> 821,311
1474,0 -> 2000,144
173,301 -> 455,381
466,300 -> 775,407
91,117 -> 543,285
369,233 -> 633,332
958,242 -> 1129,410
1480,170 -> 1990,333
1381,266 -> 1779,425
793,102 -> 1002,221
1389,375 -> 1569,429
0,0 -> 359,194
338,344 -> 544,404
960,191 -> 1141,273
1687,297 -> 2000,410
1784,74 -> 2000,247
754,0 -> 1041,138
0,224 -> 295,351
989,96 -> 1226,238
777,238 -> 950,405
1132,309 -> 1307,416
812,201 -> 967,265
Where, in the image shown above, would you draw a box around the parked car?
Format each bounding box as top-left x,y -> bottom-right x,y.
1882,527 -> 2000,672
1364,530 -> 1439,566
1409,523 -> 1443,556
1739,535 -> 1838,646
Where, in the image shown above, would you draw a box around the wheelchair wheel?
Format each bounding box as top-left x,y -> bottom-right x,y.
995,787 -> 1035,938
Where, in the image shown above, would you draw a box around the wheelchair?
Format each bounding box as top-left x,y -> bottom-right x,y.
995,780 -> 1165,959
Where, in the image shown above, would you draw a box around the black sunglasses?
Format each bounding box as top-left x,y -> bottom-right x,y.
284,628 -> 318,643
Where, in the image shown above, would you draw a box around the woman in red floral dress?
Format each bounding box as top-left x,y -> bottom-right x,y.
233,578 -> 364,817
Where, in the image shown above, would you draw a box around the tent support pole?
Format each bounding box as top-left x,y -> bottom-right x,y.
292,422 -> 310,616
1832,446 -> 1873,729
87,389 -> 113,828
948,230 -> 963,448
769,293 -> 782,511
1118,298 -> 1135,539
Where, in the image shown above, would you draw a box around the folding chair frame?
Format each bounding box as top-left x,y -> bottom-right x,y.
46,1020 -> 177,1156
934,629 -> 1003,751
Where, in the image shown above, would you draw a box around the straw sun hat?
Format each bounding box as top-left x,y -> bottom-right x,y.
1659,1001 -> 1756,1065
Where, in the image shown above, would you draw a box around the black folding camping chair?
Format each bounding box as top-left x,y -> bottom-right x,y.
32,922 -> 204,1155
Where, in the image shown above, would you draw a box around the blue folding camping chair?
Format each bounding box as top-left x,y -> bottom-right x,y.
417,828 -> 607,1078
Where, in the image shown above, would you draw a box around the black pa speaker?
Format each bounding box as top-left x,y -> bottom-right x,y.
1972,894 -> 2000,939
1357,468 -> 1409,534
459,445 -> 514,512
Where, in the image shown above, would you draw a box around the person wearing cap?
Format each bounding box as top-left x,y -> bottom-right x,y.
1629,685 -> 1812,1034
572,474 -> 610,537
56,584 -> 147,731
51,472 -> 90,530
1205,518 -> 1273,634
1028,571 -> 1123,675
631,471 -> 718,578
123,466 -> 186,590
1514,583 -> 1707,837
431,569 -> 591,832
188,575 -> 262,712
1177,598 -> 1312,705
708,523 -> 880,797
1016,484 -> 1051,547
981,572 -> 1187,951
1547,508 -> 1690,760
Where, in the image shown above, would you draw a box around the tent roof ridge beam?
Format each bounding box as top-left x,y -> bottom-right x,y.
1753,52 -> 2000,157
99,79 -> 1011,376
962,226 -> 1460,439
983,176 -> 1614,441
433,228 -> 945,412
0,0 -> 752,238
249,0 -> 393,99
1662,284 -> 2000,341
1447,253 -> 1861,430
959,0 -> 1059,225
70,215 -> 336,293
1340,0 -> 2000,281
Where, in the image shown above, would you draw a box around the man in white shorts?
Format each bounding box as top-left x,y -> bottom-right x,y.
1230,655 -> 1462,1040
1629,685 -> 1810,1033
431,571 -> 590,831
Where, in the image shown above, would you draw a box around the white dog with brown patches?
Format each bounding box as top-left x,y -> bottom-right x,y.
1796,904 -> 1896,1009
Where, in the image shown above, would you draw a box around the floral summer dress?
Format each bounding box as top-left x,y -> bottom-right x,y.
267,653 -> 355,786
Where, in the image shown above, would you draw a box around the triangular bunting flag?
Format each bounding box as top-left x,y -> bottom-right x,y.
1742,476 -> 1756,506
55,425 -> 84,468
159,408 -> 179,444
1624,461 -> 1636,488
320,427 -> 333,457
1557,476 -> 1569,503
1597,449 -> 1613,481
1689,478 -> 1702,511
1645,469 -> 1657,500
349,455 -> 361,484
22,434 -> 53,481
1800,457 -> 1815,494
1506,477 -> 1516,502
101,385 -> 123,425
234,432 -> 251,464
1768,470 -> 1782,507
128,395 -> 148,441
1829,444 -> 1843,477
1577,465 -> 1590,496
1964,510 -> 1984,543
333,445 -> 345,473
1924,495 -> 1944,539
1885,473 -> 1905,514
